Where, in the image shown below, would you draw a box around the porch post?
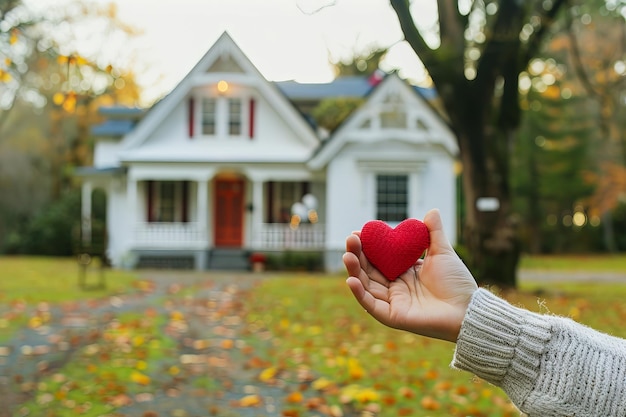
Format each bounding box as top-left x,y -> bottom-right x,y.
127,177 -> 138,229
252,179 -> 263,246
197,179 -> 208,233
81,181 -> 92,246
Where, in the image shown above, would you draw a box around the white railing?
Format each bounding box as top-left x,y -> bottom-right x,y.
255,223 -> 325,249
132,222 -> 324,250
134,222 -> 207,248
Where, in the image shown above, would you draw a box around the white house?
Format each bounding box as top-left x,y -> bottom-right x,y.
77,32 -> 458,272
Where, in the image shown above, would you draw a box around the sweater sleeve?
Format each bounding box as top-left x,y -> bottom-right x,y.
451,288 -> 626,417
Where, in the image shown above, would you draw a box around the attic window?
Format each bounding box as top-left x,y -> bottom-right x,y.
229,98 -> 242,135
202,98 -> 216,135
207,55 -> 245,73
417,119 -> 429,131
359,118 -> 371,129
381,110 -> 407,128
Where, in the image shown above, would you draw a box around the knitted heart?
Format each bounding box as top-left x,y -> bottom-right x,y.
360,219 -> 430,281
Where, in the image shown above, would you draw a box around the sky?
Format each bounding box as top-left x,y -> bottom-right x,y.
34,0 -> 438,105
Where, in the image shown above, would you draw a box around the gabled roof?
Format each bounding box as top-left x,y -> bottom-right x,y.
275,76 -> 437,101
92,119 -> 137,137
118,31 -> 320,153
308,73 -> 458,170
276,76 -> 375,99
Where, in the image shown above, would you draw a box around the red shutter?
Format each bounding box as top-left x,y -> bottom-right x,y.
181,181 -> 189,223
266,181 -> 274,223
147,181 -> 154,223
249,98 -> 255,139
188,98 -> 194,138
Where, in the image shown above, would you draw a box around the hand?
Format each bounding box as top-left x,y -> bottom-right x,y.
343,209 -> 478,342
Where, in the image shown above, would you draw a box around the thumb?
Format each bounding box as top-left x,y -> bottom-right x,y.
423,209 -> 455,256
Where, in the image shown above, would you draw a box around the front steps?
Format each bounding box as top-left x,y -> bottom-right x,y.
207,248 -> 250,270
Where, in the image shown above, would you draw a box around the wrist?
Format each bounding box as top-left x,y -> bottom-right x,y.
448,293 -> 474,342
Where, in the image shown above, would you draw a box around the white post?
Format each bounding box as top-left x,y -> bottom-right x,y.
127,177 -> 138,234
197,179 -> 208,236
252,179 -> 264,246
81,181 -> 92,246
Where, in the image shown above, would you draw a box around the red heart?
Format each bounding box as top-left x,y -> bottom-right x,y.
360,218 -> 430,281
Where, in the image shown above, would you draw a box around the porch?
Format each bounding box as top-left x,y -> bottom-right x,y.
80,173 -> 326,270
131,222 -> 324,270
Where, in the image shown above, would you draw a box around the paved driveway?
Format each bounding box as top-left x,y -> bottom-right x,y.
0,271 -> 288,417
519,270 -> 626,283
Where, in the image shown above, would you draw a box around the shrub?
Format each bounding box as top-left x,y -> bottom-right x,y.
264,251 -> 323,271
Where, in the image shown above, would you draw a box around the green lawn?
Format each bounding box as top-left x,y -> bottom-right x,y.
0,256 -> 138,303
519,253 -> 626,272
2,256 -> 626,416
244,273 -> 626,416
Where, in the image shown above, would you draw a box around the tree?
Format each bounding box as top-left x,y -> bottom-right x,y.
310,47 -> 386,132
388,0 -> 569,286
0,0 -> 141,252
564,4 -> 626,251
511,0 -> 626,255
514,86 -> 597,253
0,0 -> 139,134
331,47 -> 388,77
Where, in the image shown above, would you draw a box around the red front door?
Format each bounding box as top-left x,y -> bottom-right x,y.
214,178 -> 245,247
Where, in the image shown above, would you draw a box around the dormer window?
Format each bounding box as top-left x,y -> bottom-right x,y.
228,98 -> 242,135
380,109 -> 407,128
380,92 -> 407,129
195,95 -> 251,138
202,98 -> 216,135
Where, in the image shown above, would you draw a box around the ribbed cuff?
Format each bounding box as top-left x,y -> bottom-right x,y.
451,288 -> 553,406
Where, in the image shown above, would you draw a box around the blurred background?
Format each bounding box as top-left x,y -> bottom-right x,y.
0,0 -> 625,285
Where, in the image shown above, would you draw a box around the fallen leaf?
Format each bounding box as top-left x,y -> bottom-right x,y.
238,394 -> 262,407
285,391 -> 303,404
130,371 -> 151,386
420,395 -> 440,410
259,366 -> 277,382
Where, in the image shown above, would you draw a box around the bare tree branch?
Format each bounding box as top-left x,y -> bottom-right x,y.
437,0 -> 465,54
296,0 -> 336,15
389,0 -> 445,79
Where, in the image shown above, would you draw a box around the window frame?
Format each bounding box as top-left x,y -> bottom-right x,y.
201,98 -> 216,135
197,95 -> 249,138
264,181 -> 311,224
228,98 -> 242,136
375,174 -> 409,222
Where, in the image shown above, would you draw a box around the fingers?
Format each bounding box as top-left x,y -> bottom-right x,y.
345,234 -> 389,287
343,249 -> 362,279
423,209 -> 454,256
343,250 -> 390,299
346,277 -> 392,326
345,233 -> 362,257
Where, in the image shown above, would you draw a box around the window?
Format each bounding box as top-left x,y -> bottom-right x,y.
229,98 -> 242,135
265,181 -> 310,223
202,98 -> 216,135
147,181 -> 189,223
376,175 -> 408,222
200,97 -> 247,137
380,110 -> 407,128
158,182 -> 176,222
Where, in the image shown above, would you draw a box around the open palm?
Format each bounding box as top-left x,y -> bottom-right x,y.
343,209 -> 477,342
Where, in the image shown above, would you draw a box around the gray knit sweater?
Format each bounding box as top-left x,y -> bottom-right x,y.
452,288 -> 626,416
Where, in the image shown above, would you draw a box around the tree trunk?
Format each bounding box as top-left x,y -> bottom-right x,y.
453,87 -> 520,288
